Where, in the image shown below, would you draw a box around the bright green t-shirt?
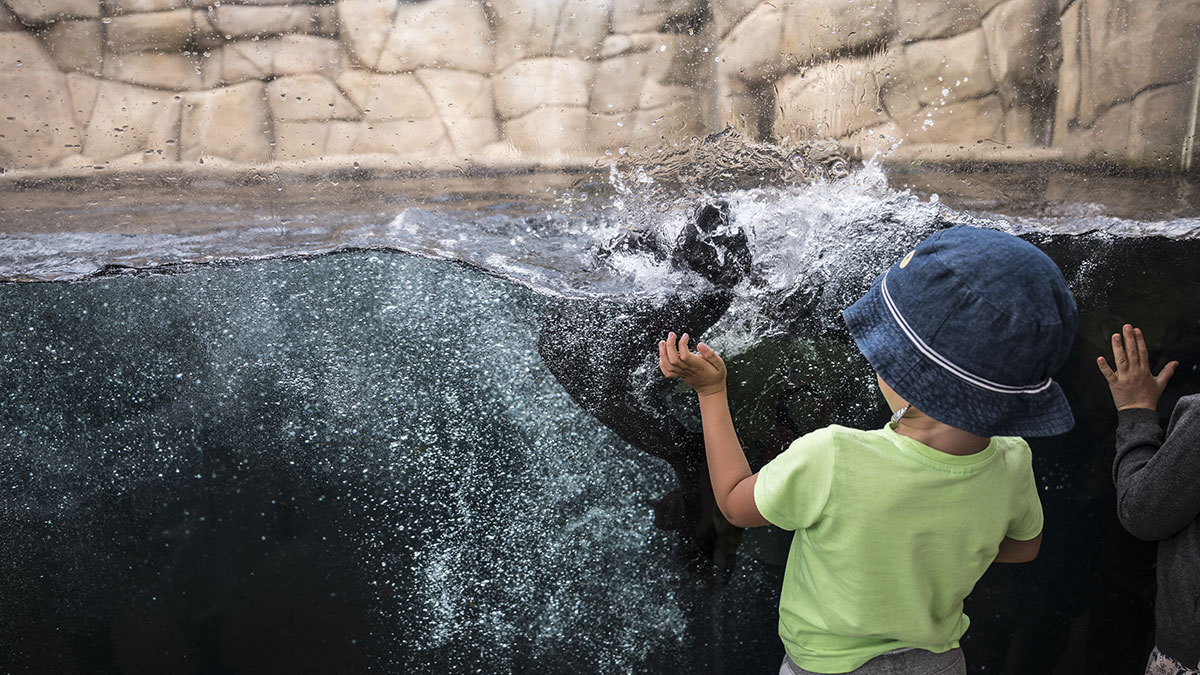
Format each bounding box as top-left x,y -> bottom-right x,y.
753,423 -> 1043,674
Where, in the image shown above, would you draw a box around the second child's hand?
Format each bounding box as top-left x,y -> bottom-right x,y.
1097,324 -> 1179,411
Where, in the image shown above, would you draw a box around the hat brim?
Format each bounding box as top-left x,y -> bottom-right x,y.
843,275 -> 1075,438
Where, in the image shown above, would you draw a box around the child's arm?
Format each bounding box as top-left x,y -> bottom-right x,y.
993,533 -> 1042,563
1097,324 -> 1200,541
658,332 -> 769,528
1096,324 -> 1178,411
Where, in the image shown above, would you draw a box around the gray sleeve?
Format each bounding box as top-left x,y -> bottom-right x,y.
1113,394 -> 1200,541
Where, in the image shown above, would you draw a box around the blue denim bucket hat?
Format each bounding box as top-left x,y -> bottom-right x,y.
842,225 -> 1077,437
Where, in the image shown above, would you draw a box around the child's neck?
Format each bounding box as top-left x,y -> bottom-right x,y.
894,416 -> 990,455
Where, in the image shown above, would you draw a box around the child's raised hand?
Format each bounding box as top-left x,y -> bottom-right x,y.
1096,324 -> 1179,411
658,332 -> 727,397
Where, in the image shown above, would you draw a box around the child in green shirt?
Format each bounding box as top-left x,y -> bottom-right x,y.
659,226 -> 1076,674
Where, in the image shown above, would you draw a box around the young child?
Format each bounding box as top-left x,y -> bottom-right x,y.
659,226 -> 1077,675
1097,324 -> 1197,675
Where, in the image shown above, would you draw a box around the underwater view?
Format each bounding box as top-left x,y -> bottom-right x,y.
2,159 -> 1199,674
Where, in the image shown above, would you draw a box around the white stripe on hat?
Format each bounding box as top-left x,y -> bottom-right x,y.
881,269 -> 1054,396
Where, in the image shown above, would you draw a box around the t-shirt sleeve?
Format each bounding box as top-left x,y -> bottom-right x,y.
1006,442 -> 1044,541
753,427 -> 836,531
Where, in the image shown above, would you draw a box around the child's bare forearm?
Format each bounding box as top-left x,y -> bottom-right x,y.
696,390 -> 767,527
658,333 -> 766,527
697,389 -> 752,497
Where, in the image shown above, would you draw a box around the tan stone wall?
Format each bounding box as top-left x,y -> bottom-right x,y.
0,0 -> 713,171
716,0 -> 1200,169
1,0 -> 1197,172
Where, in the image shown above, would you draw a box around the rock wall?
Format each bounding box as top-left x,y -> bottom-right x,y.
0,0 -> 713,170
0,0 -> 1197,172
717,0 -> 1200,169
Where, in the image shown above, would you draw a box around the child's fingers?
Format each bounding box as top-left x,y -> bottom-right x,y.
1122,324 -> 1140,368
1134,327 -> 1150,368
678,333 -> 692,362
1096,356 -> 1116,382
1111,332 -> 1127,372
698,343 -> 724,369
1156,360 -> 1180,388
663,332 -> 680,365
658,340 -> 672,376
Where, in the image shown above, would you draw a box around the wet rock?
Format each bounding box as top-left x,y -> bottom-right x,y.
1057,99 -> 1132,162
1003,106 -> 1037,146
591,44 -> 690,114
491,0 -> 614,70
338,0 -> 491,73
717,71 -> 769,138
79,79 -> 180,162
717,1 -> 784,84
274,119 -> 359,159
502,105 -> 590,158
897,93 -> 1004,144
352,118 -> 451,156
896,0 -> 981,42
202,35 -> 346,87
598,34 -> 634,59
1127,83 -> 1194,169
267,73 -> 360,121
631,98 -> 704,141
588,110 -> 635,147
192,7 -> 221,48
981,0 -> 1055,88
336,70 -> 435,119
110,0 -> 185,14
611,0 -> 706,34
6,0 -> 99,24
180,81 -> 271,162
210,5 -> 327,40
774,50 -> 899,141
981,0 -> 1058,144
313,6 -> 336,36
712,0 -> 763,38
39,19 -> 102,75
103,52 -> 203,90
590,98 -> 705,151
781,0 -> 896,66
105,9 -> 193,53
416,69 -> 499,152
493,57 -> 593,120
0,3 -> 24,29
335,0 -> 393,68
0,32 -> 80,169
1055,0 -> 1199,132
844,120 -> 905,157
902,28 -> 996,106
65,72 -> 101,129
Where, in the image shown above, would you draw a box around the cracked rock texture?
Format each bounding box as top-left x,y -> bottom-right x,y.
0,0 -> 1196,171
718,0 -> 1200,168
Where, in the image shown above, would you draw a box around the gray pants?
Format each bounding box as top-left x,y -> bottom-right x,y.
781,648 -> 966,675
